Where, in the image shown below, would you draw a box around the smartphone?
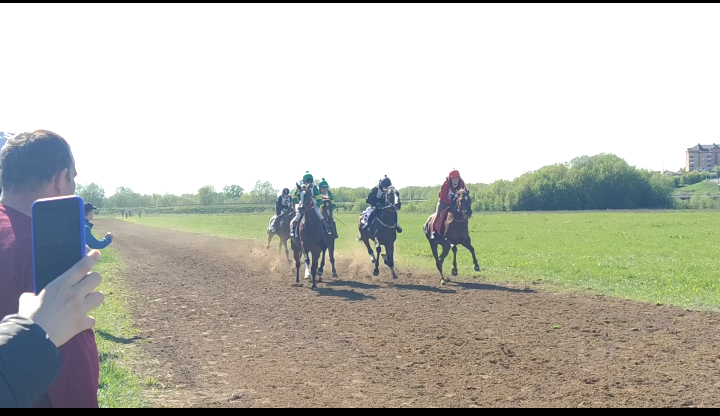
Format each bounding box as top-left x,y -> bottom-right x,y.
31,195 -> 87,294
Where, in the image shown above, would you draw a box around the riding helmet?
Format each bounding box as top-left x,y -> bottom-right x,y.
379,175 -> 392,188
318,178 -> 329,189
303,171 -> 313,182
449,169 -> 461,179
282,188 -> 290,195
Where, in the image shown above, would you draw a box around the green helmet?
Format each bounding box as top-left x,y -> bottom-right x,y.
302,171 -> 313,182
318,178 -> 329,188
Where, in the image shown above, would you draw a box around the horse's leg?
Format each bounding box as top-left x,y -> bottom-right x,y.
304,249 -> 311,280
293,244 -> 302,286
463,237 -> 482,272
318,247 -> 326,278
373,240 -> 382,277
384,241 -> 398,280
311,247 -> 320,290
362,233 -> 376,263
283,238 -> 290,262
437,243 -> 451,285
330,242 -> 338,278
267,232 -> 273,249
451,245 -> 458,278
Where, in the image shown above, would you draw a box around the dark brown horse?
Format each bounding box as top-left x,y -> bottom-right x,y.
267,210 -> 293,261
317,195 -> 338,279
290,183 -> 327,290
358,186 -> 401,279
423,189 -> 481,285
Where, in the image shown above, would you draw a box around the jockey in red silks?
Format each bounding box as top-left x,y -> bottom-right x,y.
432,169 -> 466,240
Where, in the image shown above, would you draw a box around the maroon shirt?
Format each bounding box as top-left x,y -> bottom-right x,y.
0,203 -> 99,408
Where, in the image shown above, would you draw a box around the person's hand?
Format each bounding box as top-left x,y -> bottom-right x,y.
106,232 -> 114,241
17,250 -> 105,347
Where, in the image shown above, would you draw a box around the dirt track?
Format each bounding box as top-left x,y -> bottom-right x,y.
100,219 -> 720,408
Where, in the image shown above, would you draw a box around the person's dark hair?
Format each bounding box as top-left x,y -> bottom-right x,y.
0,130 -> 74,193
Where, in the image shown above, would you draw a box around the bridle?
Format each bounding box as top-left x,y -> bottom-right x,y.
453,190 -> 471,222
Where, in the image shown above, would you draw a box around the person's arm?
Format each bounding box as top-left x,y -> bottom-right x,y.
0,315 -> 61,408
85,227 -> 110,250
439,181 -> 451,204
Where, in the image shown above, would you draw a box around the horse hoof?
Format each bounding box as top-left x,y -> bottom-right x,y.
373,270 -> 379,277
317,270 -> 324,278
311,285 -> 318,290
440,279 -> 445,286
332,272 -> 338,278
475,266 -> 481,272
452,270 -> 458,277
391,272 -> 398,280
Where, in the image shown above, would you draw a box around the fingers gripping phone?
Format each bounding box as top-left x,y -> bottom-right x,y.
31,196 -> 87,295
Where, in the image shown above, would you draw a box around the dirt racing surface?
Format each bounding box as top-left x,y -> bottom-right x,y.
100,219 -> 720,408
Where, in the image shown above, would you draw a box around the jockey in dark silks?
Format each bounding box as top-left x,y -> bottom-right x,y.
269,188 -> 294,233
290,171 -> 332,237
361,175 -> 402,233
318,178 -> 339,239
432,169 -> 466,239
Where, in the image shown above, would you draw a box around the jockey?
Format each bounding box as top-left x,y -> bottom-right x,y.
361,175 -> 402,233
290,171 -> 331,237
431,168 -> 466,239
318,178 -> 339,238
269,188 -> 294,233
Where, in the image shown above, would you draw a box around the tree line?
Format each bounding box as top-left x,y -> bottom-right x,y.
77,153 -> 709,212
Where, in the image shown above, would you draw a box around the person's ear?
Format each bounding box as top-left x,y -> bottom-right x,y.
52,168 -> 69,195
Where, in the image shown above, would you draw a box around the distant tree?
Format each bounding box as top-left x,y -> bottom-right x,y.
223,184 -> 244,200
248,180 -> 277,204
198,185 -> 216,205
76,182 -> 106,207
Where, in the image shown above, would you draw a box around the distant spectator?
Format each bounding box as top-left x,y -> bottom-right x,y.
0,129 -> 100,408
84,203 -> 113,250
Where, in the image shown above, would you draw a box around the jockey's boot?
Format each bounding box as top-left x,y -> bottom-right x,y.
289,221 -> 297,237
322,221 -> 332,236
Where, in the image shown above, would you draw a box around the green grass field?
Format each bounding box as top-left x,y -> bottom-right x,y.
92,247 -> 150,408
120,210 -> 720,312
675,180 -> 720,195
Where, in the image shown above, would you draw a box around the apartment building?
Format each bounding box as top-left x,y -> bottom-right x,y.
686,143 -> 720,172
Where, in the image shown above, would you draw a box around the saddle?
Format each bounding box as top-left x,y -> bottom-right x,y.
431,207 -> 452,237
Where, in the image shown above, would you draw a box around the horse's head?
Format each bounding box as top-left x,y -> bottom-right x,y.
455,189 -> 472,219
299,185 -> 315,210
384,186 -> 402,211
321,195 -> 333,219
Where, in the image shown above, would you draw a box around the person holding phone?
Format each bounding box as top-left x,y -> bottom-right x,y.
1,251 -> 104,408
84,203 -> 114,249
0,130 -> 100,408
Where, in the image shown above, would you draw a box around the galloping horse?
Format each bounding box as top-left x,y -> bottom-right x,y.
267,210 -> 293,261
290,183 -> 327,290
423,189 -> 481,285
358,186 -> 401,279
317,195 -> 338,279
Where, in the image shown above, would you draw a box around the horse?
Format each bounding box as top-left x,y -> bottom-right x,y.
290,183 -> 327,290
267,210 -> 293,261
358,186 -> 401,279
317,195 -> 338,279
423,188 -> 481,285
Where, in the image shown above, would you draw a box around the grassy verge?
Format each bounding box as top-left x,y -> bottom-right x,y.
92,247 -> 150,408
123,211 -> 720,311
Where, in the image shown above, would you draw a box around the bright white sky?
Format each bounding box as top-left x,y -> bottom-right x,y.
2,4 -> 719,196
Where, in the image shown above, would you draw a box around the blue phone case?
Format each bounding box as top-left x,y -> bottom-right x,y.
30,195 -> 87,294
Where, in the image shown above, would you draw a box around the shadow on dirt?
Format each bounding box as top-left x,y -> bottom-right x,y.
96,330 -> 143,345
324,280 -> 381,290
317,287 -> 377,301
392,284 -> 457,294
450,281 -> 536,293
